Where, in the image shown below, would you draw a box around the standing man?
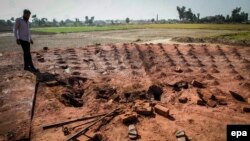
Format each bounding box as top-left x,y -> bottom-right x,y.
14,9 -> 38,72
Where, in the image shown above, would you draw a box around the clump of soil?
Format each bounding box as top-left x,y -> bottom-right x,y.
171,36 -> 250,46
240,82 -> 250,90
94,85 -> 117,100
171,37 -> 205,43
234,74 -> 244,80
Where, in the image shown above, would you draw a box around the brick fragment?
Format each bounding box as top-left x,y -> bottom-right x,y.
154,104 -> 169,117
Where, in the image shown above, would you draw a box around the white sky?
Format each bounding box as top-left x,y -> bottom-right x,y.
0,0 -> 249,21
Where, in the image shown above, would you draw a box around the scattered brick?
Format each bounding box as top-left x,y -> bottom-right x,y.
207,100 -> 217,108
135,106 -> 153,116
175,66 -> 183,73
134,102 -> 153,116
197,99 -> 206,106
179,97 -> 188,103
218,99 -> 227,105
120,112 -> 138,124
243,106 -> 250,113
191,80 -> 204,88
154,104 -> 169,117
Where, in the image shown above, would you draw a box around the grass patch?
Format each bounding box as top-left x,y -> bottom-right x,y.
172,32 -> 250,46
144,24 -> 250,31
32,24 -> 250,33
210,32 -> 250,41
32,25 -> 143,33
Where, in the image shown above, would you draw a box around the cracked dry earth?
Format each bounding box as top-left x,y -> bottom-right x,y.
1,43 -> 250,141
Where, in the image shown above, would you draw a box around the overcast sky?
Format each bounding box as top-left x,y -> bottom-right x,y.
0,0 -> 250,21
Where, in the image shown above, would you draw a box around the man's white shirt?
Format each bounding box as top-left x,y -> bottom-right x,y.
14,17 -> 32,42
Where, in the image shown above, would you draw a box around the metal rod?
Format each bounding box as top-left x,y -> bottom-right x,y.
66,108 -> 119,141
42,113 -> 106,130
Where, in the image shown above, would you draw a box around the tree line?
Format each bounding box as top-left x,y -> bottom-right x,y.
0,15 -> 97,29
0,6 -> 249,31
31,15 -> 95,27
177,6 -> 249,23
0,16 -> 132,29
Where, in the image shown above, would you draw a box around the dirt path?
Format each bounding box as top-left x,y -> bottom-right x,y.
0,29 -> 240,53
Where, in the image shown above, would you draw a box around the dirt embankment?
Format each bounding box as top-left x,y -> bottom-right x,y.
171,36 -> 250,46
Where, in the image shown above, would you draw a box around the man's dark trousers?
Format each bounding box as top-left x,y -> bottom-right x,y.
19,40 -> 34,69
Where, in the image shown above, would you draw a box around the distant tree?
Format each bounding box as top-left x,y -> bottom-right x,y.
231,7 -> 241,22
185,8 -> 194,21
6,20 -> 12,26
32,15 -> 36,18
177,6 -> 186,21
177,6 -> 196,22
244,13 -> 248,21
176,6 -> 250,23
40,18 -> 48,26
0,19 -> 7,26
231,7 -> 249,23
240,12 -> 248,22
10,17 -> 15,22
85,16 -> 89,24
151,18 -> 155,23
226,15 -> 230,22
125,17 -> 130,23
52,18 -> 58,26
192,14 -> 197,22
89,16 -> 95,25
60,20 -> 65,26
74,18 -> 80,26
197,13 -> 200,21
245,13 -> 249,21
176,6 -> 182,20
215,15 -> 226,23
200,15 -> 226,23
31,14 -> 40,26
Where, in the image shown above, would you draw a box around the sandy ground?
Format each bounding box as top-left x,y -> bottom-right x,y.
0,43 -> 247,141
0,29 -> 239,52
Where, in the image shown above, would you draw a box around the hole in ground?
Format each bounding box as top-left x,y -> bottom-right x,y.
147,85 -> 163,101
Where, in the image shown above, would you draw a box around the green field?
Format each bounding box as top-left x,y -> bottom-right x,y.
210,32 -> 250,41
32,24 -> 250,33
32,25 -> 143,33
172,31 -> 250,45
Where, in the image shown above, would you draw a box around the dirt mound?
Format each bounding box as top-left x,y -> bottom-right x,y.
171,36 -> 250,46
240,82 -> 250,90
171,37 -> 205,43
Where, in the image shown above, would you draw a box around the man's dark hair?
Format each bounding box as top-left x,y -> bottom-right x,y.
23,9 -> 31,14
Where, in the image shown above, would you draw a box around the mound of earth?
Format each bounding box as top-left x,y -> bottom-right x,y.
171,36 -> 250,46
